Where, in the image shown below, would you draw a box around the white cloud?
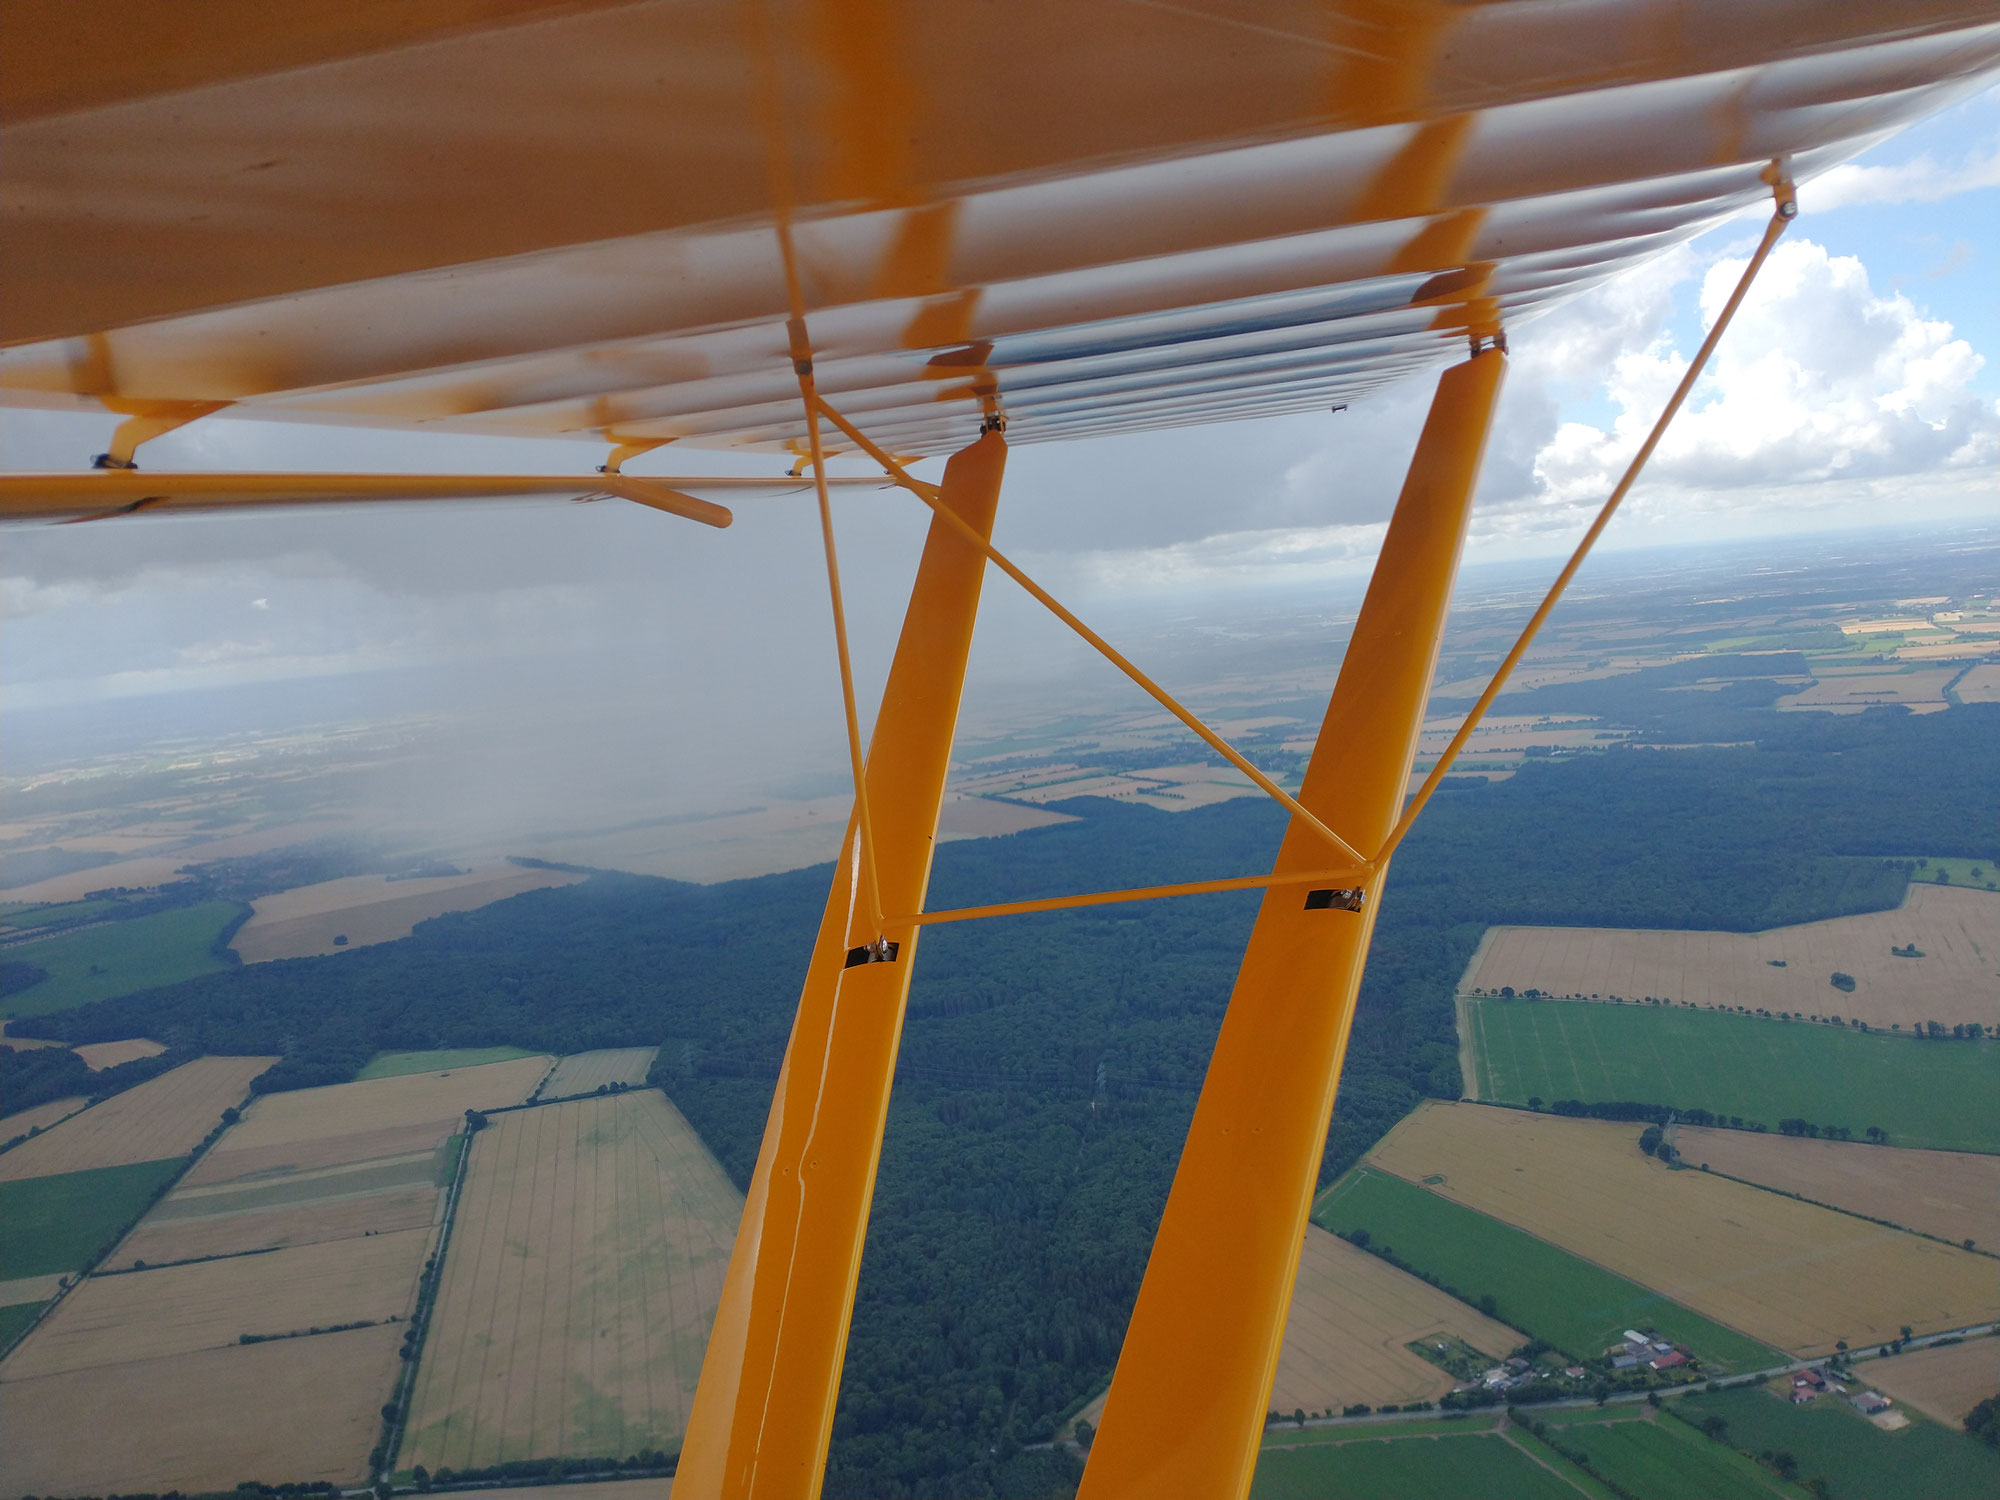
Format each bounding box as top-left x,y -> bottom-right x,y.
1803,146 -> 2000,212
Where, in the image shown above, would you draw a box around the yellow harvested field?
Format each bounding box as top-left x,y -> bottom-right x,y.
1957,663 -> 2000,703
2,1095 -> 88,1139
119,1183 -> 442,1266
2,1226 -> 430,1379
0,1056 -> 274,1182
185,1118 -> 458,1184
215,1056 -> 550,1153
1369,1102 -> 2000,1356
0,1325 -> 400,1494
403,1091 -> 744,1468
74,1037 -> 167,1070
1465,883 -> 1999,1032
1863,1337 -> 2000,1426
233,866 -> 587,961
1676,1128 -> 2000,1251
543,1048 -> 660,1096
934,795 -> 1078,838
1780,668 -> 1958,710
1270,1225 -> 1521,1414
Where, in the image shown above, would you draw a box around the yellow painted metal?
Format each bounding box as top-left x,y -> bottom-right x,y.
0,470 -> 735,526
676,429 -> 1007,1500
1077,349 -> 1504,1500
815,399 -> 1370,870
885,865 -> 1366,929
1378,188 -> 1794,863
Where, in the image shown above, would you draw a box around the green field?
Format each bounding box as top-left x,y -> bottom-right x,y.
1467,1000 -> 2000,1152
355,1046 -> 540,1080
0,898 -> 118,932
1252,1432 -> 1596,1499
0,1298 -> 50,1350
1528,1410 -> 1795,1499
1315,1169 -> 1783,1372
0,1158 -> 185,1278
0,901 -> 245,1019
1260,1416 -> 1502,1448
1904,856 -> 1999,891
1673,1384 -> 2000,1500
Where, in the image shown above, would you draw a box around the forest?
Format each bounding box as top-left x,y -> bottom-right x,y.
13,700 -> 1996,1497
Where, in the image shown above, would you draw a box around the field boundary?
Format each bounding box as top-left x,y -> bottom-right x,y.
1454,927 -> 1495,1102
0,1099 -> 95,1157
378,1124 -> 477,1481
0,1081 -> 257,1364
1689,1160 -> 2000,1261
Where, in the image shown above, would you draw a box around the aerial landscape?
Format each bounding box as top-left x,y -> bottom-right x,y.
4,7 -> 1999,1500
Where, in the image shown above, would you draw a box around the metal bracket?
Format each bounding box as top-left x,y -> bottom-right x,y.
1303,888 -> 1366,912
843,938 -> 900,968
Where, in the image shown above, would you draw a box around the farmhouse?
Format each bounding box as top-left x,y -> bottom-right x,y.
1854,1391 -> 1893,1415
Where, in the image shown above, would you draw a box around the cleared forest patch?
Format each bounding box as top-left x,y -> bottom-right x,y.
401,1091 -> 742,1469
1369,1103 -> 1999,1356
0,1324 -> 400,1495
2,1225 -> 430,1379
1270,1225 -> 1521,1415
1677,1127 -> 1999,1251
1865,1337 -> 2000,1427
542,1048 -> 660,1096
0,1056 -> 272,1182
233,866 -> 586,962
1465,883 -> 1999,1032
74,1037 -> 166,1069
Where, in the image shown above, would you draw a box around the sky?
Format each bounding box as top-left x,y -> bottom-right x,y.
3,87 -> 1995,812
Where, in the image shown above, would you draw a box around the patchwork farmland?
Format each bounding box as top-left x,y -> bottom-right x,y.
541,1047 -> 660,1097
1368,1103 -> 2000,1356
1864,1336 -> 2000,1427
1676,1125 -> 2000,1251
232,865 -> 587,962
1269,1225 -> 1522,1416
1465,998 -> 1999,1152
1464,883 -> 2000,1033
0,1055 -> 273,1182
1,1058 -> 549,1496
401,1090 -> 743,1470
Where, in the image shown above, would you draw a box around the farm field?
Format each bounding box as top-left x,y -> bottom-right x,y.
0,900 -> 246,1019
1464,883 -> 2000,1032
74,1037 -> 166,1069
357,1046 -> 542,1080
1315,1167 -> 1782,1371
1369,1103 -> 1999,1355
1863,1338 -> 2000,1428
542,1047 -> 660,1096
0,1056 -> 273,1181
1673,1383 -> 2000,1500
1251,1429 -> 1594,1499
0,1159 -> 185,1278
1907,857 -> 2000,891
1528,1410 -> 1792,1500
483,1483 -> 675,1500
1676,1126 -> 2000,1250
1,1095 -> 87,1138
1270,1224 -> 1523,1415
1779,667 -> 1959,709
1465,999 -> 1998,1152
401,1090 -> 743,1469
2,1226 -> 429,1379
121,1061 -> 541,1266
232,865 -> 587,962
0,1324 -> 401,1494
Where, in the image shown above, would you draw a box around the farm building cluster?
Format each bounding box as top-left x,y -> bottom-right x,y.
1605,1330 -> 1691,1372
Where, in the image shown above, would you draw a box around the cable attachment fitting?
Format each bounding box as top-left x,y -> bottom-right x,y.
843,937 -> 901,969
91,453 -> 139,471
1469,329 -> 1508,357
979,411 -> 1008,436
1303,887 -> 1367,913
1761,159 -> 1798,221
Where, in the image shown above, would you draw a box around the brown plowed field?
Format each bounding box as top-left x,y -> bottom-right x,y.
119,1183 -> 442,1266
2,1226 -> 430,1379
1270,1225 -> 1521,1414
0,1056 -> 274,1182
401,1092 -> 743,1468
216,1056 -> 549,1152
1465,884 -> 1999,1032
1369,1102 -> 2000,1356
74,1037 -> 167,1069
1676,1127 -> 2000,1251
1863,1337 -> 2000,1426
542,1048 -> 660,1096
233,866 -> 586,962
0,1324 -> 399,1494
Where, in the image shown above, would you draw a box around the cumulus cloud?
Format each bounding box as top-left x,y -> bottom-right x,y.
1803,145 -> 2000,211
